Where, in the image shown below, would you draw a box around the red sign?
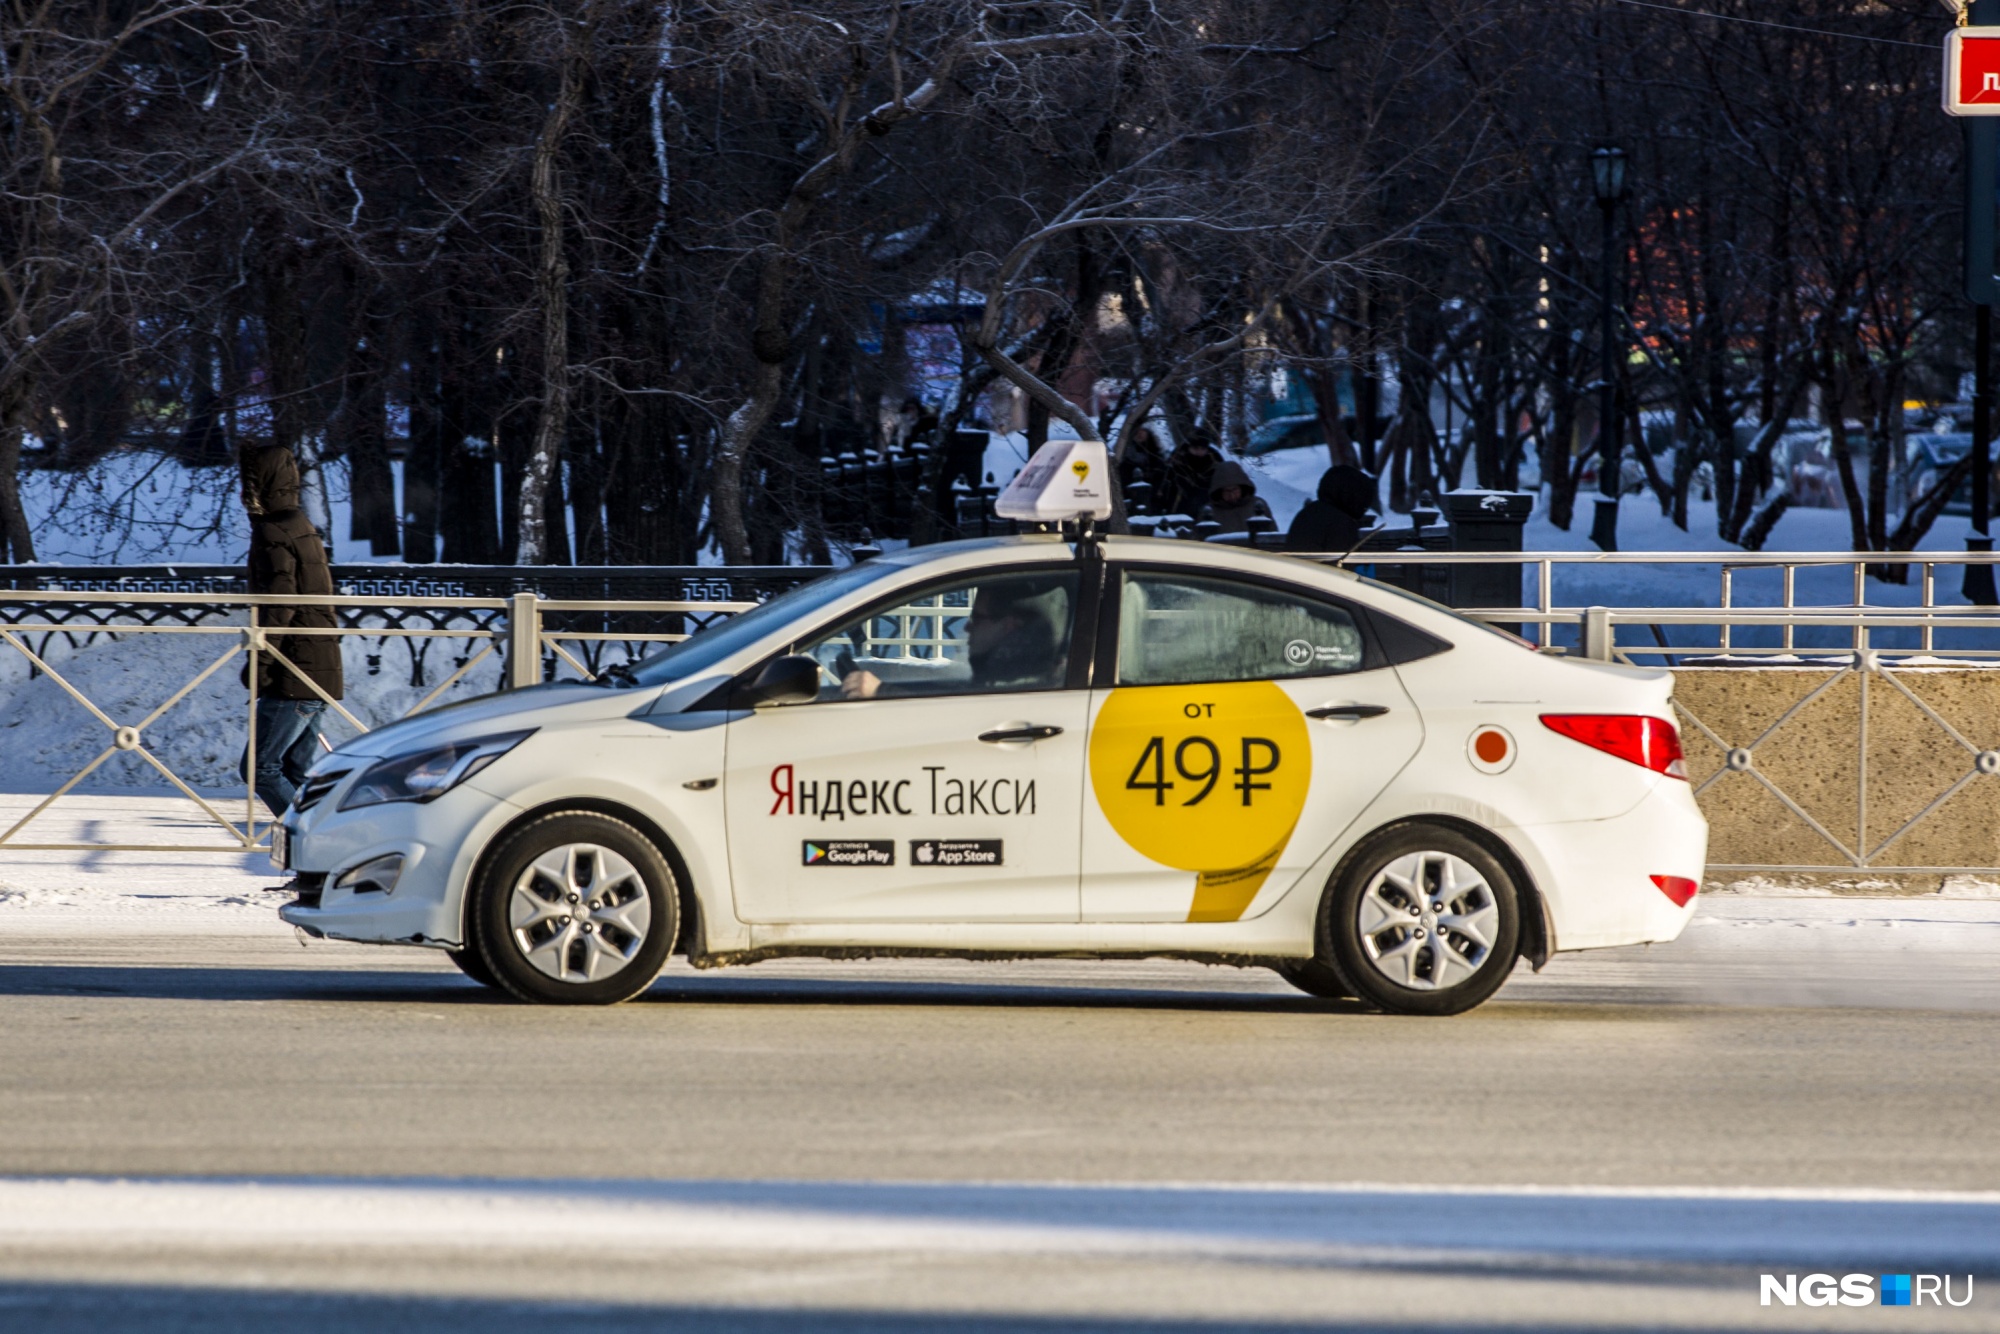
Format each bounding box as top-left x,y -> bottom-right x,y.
1946,30 -> 2000,116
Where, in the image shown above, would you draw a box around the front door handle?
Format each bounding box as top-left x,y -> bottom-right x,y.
1306,704 -> 1390,721
978,725 -> 1064,743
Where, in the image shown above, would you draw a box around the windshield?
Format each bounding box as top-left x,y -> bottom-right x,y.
627,562 -> 903,686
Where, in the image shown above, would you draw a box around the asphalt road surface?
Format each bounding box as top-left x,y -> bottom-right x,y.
0,897 -> 1997,1332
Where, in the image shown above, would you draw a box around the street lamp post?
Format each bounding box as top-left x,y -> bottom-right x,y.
1970,304 -> 1995,604
1589,145 -> 1630,552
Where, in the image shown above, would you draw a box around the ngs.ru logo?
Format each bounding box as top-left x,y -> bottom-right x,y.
1761,1273 -> 1974,1307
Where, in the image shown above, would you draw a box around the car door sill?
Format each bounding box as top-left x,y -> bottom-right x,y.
746,920 -> 1306,954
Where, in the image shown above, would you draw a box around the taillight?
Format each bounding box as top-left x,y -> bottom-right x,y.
1540,714 -> 1687,779
1651,875 -> 1699,907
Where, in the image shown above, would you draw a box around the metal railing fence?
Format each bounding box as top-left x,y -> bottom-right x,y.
9,550 -> 2000,874
1318,548 -> 2000,664
0,589 -> 751,855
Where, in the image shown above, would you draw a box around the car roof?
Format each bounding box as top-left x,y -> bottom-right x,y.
882,532 -> 1363,583
866,533 -> 1505,650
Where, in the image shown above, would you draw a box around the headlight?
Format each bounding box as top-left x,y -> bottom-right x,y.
338,730 -> 535,811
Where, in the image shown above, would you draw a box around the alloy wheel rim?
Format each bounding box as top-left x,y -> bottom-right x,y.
1355,850 -> 1499,992
508,843 -> 652,983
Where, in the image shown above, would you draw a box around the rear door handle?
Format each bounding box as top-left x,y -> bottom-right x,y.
1306,705 -> 1390,721
978,725 -> 1064,743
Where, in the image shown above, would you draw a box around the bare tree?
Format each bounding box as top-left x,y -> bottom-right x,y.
516,4 -> 599,565
0,0 -> 273,560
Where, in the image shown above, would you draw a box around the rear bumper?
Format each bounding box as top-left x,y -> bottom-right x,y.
1513,780 -> 1709,952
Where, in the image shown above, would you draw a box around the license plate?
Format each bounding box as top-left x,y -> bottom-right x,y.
270,823 -> 290,870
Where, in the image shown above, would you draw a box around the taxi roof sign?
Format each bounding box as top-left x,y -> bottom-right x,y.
994,439 -> 1113,522
1946,29 -> 2000,115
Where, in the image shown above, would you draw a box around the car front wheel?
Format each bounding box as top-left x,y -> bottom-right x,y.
1321,823 -> 1520,1017
470,812 -> 678,1005
447,945 -> 499,989
1271,958 -> 1353,1000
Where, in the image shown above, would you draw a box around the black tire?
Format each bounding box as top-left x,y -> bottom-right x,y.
1320,822 -> 1521,1017
470,811 -> 678,1006
447,945 -> 499,990
1272,958 -> 1354,1000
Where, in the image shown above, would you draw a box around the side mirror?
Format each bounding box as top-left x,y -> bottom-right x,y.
739,654 -> 821,707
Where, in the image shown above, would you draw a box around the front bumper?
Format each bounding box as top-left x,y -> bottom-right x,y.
276,779 -> 518,949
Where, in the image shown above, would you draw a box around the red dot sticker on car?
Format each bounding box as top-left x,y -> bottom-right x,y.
1468,725 -> 1515,774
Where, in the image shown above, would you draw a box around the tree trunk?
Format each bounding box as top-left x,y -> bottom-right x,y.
1473,319 -> 1503,489
714,356 -> 785,564
571,416 -> 608,565
403,316 -> 442,564
1825,370 -> 1871,554
1541,334 -> 1581,531
343,291 -> 399,557
0,430 -> 33,568
440,336 -> 499,564
0,391 -> 35,563
260,242 -> 334,545
515,16 -> 589,566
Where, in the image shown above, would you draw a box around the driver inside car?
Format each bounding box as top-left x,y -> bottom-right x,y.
834,578 -> 1069,700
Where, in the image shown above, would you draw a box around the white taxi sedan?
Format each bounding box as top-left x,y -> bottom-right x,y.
278,535 -> 1706,1015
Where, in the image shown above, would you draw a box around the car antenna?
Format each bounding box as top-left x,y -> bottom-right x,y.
1329,519 -> 1389,571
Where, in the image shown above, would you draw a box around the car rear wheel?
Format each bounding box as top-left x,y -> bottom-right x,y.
1321,823 -> 1520,1017
470,812 -> 678,1005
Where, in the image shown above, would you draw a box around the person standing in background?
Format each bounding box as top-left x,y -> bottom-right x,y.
239,446 -> 343,814
1200,460 -> 1274,533
1286,464 -> 1377,552
1118,425 -> 1169,502
1163,429 -> 1220,517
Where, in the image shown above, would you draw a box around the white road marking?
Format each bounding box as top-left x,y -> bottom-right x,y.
1,1177 -> 1994,1271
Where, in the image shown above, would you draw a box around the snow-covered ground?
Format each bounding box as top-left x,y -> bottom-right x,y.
0,795 -> 281,931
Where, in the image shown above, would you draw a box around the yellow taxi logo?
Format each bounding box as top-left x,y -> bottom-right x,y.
1070,459 -> 1090,481
1088,681 -> 1311,922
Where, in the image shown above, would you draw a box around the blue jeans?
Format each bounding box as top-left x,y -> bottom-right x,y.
240,698 -> 328,814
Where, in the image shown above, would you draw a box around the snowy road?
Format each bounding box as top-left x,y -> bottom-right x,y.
3,796 -> 1999,1329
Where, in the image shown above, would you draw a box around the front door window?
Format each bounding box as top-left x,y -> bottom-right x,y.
796,569 -> 1079,702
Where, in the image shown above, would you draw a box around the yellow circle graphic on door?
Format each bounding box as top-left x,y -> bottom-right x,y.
1089,681 -> 1311,922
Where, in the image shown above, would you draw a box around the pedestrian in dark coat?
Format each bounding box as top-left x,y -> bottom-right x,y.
238,446 -> 342,814
1118,426 -> 1169,506
1286,464 -> 1377,553
1200,460 -> 1274,533
1162,430 -> 1220,517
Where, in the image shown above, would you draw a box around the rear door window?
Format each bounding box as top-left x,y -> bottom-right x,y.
1116,571 -> 1366,686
